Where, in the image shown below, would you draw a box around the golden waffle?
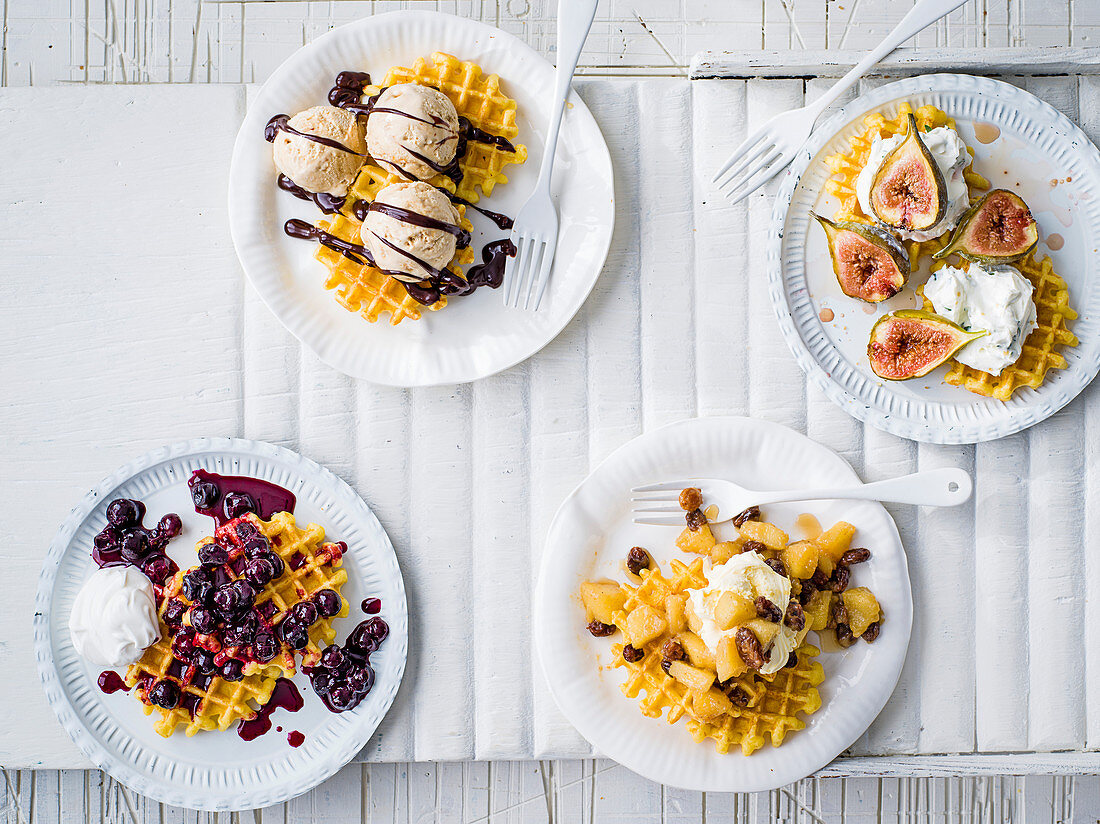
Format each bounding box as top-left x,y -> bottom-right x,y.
685,644 -> 825,756
185,512 -> 349,675
824,103 -> 990,262
608,557 -> 824,756
919,251 -> 1078,399
316,52 -> 528,325
125,613 -> 277,738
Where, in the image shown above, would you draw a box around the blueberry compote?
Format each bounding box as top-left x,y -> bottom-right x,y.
188,468 -> 296,527
92,498 -> 181,590
306,604 -> 388,713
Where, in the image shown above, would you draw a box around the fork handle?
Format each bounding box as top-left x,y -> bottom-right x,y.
807,0 -> 968,119
538,0 -> 599,188
753,467 -> 972,508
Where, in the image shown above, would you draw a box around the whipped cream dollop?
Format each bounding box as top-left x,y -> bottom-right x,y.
687,551 -> 808,676
856,125 -> 971,241
69,566 -> 160,667
924,260 -> 1037,375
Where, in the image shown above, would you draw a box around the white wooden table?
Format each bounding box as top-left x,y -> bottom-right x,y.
2,1 -> 1099,821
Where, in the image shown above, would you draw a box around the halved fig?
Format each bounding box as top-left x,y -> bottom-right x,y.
813,212 -> 910,302
933,189 -> 1038,263
868,113 -> 948,232
867,310 -> 985,380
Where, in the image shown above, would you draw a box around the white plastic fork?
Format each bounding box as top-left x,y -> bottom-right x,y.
630,468 -> 972,526
504,0 -> 599,311
712,0 -> 968,206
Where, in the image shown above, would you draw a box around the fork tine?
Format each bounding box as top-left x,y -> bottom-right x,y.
719,149 -> 785,204
633,516 -> 692,526
503,237 -> 521,305
711,129 -> 767,183
717,145 -> 782,194
629,494 -> 679,503
631,505 -> 686,515
630,480 -> 700,493
521,240 -> 548,311
505,236 -> 534,307
714,139 -> 775,189
530,239 -> 556,311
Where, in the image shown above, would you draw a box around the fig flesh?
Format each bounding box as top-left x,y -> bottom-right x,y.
867,310 -> 985,380
814,212 -> 910,302
933,189 -> 1038,263
868,113 -> 948,232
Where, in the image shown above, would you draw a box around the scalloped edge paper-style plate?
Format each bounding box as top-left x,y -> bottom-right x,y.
534,416 -> 913,793
228,10 -> 614,387
33,438 -> 408,811
769,74 -> 1100,444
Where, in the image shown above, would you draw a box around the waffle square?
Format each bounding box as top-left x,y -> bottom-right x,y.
314,52 -> 527,325
125,612 -> 277,738
920,251 -> 1078,399
608,557 -> 824,756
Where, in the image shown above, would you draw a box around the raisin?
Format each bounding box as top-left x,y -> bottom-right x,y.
679,487 -> 703,512
840,547 -> 871,566
626,546 -> 651,575
622,644 -> 644,663
785,651 -> 799,668
727,685 -> 750,706
755,596 -> 782,623
742,540 -> 767,556
828,598 -> 848,630
586,620 -> 615,637
810,568 -> 831,590
799,580 -> 817,605
828,564 -> 851,593
660,659 -> 672,674
734,627 -> 767,671
784,599 -> 805,631
732,506 -> 761,529
862,622 -> 881,643
685,509 -> 706,531
765,558 -> 788,578
835,622 -> 855,648
661,638 -> 685,663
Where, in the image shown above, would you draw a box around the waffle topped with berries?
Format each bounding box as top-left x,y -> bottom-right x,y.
125,511 -> 348,737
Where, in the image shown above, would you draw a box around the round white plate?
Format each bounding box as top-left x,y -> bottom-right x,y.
228,10 -> 614,387
33,438 -> 408,812
534,416 -> 913,793
769,74 -> 1100,444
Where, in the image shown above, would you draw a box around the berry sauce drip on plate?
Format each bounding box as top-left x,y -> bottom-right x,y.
97,671 -> 129,695
188,468 -> 297,526
92,498 -> 182,590
306,603 -> 389,713
237,678 -> 304,741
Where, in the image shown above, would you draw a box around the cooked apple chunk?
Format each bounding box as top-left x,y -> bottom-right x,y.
624,604 -> 667,646
841,587 -> 881,636
803,590 -> 832,631
712,590 -> 757,631
691,687 -> 733,720
678,631 -> 715,670
782,540 -> 820,580
716,634 -> 749,681
814,521 -> 856,563
579,580 -> 625,625
665,593 -> 687,634
738,520 -> 788,550
668,660 -> 715,692
676,523 -> 717,555
744,618 -> 780,648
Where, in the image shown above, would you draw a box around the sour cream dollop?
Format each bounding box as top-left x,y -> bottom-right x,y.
688,551 -> 808,676
856,125 -> 971,242
924,260 -> 1037,375
69,566 -> 160,667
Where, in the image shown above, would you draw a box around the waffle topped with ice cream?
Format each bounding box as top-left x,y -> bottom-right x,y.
266,52 -> 528,325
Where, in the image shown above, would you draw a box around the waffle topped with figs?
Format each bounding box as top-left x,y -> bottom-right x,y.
125,512 -> 348,737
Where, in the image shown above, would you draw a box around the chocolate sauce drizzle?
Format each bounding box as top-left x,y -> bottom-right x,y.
278,174 -> 345,215
352,198 -> 472,249
264,114 -> 367,157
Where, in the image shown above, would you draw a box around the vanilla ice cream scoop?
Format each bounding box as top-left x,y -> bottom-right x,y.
366,84 -> 460,181
69,566 -> 160,668
361,181 -> 464,282
271,105 -> 366,196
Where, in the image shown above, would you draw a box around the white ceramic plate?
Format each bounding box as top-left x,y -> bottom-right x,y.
33,438 -> 408,811
769,74 -> 1100,444
534,417 -> 913,793
228,10 -> 614,387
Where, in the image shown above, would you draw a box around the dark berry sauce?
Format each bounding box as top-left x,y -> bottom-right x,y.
97,671 -> 130,694
91,498 -> 181,592
188,468 -> 296,526
237,678 -> 304,741
305,611 -> 389,714
287,730 -> 305,748
361,598 -> 381,615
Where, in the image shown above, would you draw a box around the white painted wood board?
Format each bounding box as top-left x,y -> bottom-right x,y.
3,71 -> 1100,779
